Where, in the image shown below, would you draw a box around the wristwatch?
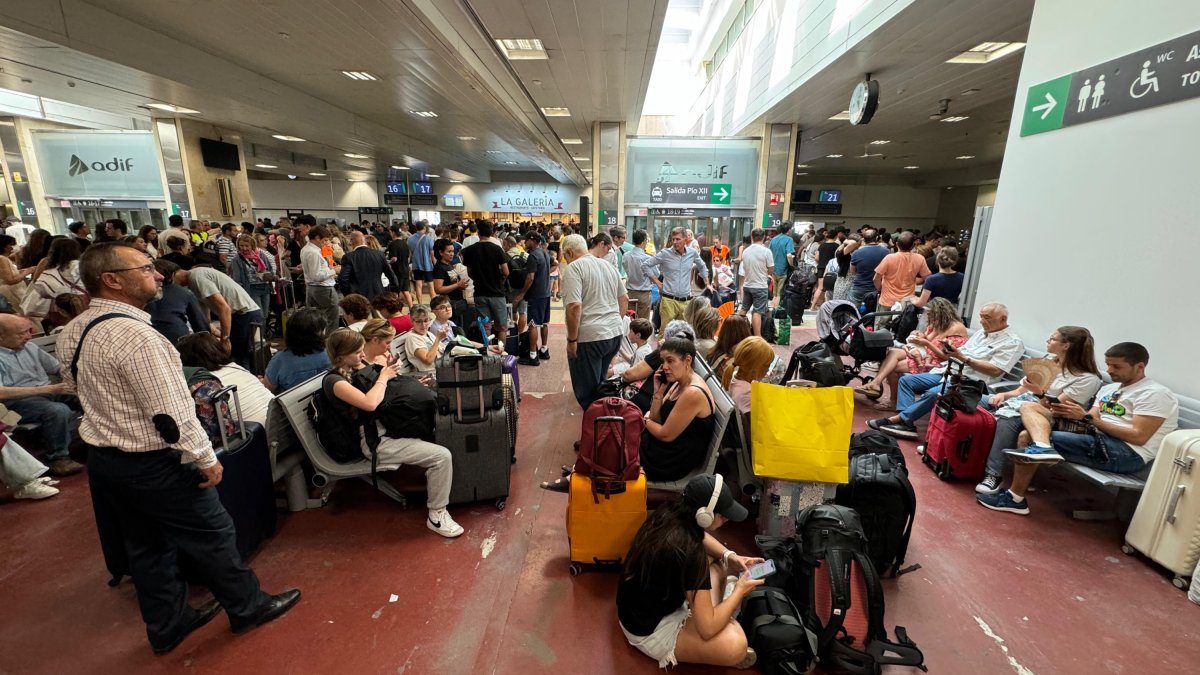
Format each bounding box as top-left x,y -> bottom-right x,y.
1083,413 -> 1094,424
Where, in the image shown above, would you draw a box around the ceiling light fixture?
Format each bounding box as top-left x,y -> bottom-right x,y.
796,164 -> 809,168
903,165 -> 919,169
496,38 -> 548,60
272,134 -> 306,142
485,150 -> 503,154
826,154 -> 843,158
391,165 -> 409,170
308,172 -> 326,176
562,138 -> 583,145
869,140 -> 890,145
145,103 -> 200,114
450,180 -> 463,183
344,153 -> 369,159
504,161 -> 519,165
409,110 -> 438,118
457,136 -> 477,141
940,116 -> 970,123
946,42 -> 1026,64
955,155 -> 976,160
796,172 -> 809,176
341,71 -> 378,81
426,174 -> 440,178
541,107 -> 571,117
829,110 -> 852,120
255,164 -> 277,169
572,157 -> 590,161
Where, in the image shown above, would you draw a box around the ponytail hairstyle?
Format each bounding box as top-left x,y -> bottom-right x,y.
1057,325 -> 1100,376
325,328 -> 365,378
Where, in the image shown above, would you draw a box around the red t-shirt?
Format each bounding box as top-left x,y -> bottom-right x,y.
389,315 -> 413,334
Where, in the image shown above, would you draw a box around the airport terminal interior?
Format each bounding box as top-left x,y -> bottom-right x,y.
1,0 -> 1198,673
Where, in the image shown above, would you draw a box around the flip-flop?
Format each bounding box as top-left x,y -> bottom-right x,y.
855,385 -> 883,401
539,476 -> 570,493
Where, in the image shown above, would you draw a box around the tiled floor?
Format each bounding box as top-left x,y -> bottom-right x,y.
2,321 -> 1197,674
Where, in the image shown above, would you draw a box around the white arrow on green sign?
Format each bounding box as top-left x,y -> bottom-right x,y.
1020,75 -> 1071,136
710,183 -> 732,205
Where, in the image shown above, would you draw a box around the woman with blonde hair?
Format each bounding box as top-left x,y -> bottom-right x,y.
322,328 -> 463,538
358,318 -> 397,365
721,337 -> 775,414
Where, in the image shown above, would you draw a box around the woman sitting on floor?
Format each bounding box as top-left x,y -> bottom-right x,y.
322,328 -> 463,538
854,297 -> 967,406
617,474 -> 762,670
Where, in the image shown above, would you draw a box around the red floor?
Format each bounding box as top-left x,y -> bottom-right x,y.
2,323 -> 1198,674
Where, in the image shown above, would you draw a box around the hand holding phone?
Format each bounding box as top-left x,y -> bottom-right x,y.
748,559 -> 776,580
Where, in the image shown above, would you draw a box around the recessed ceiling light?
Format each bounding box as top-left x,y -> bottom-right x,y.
450,180 -> 463,183
796,172 -> 809,176
496,38 -> 548,60
426,174 -> 440,178
572,157 -> 590,161
826,154 -> 843,158
145,103 -> 200,114
457,136 -> 478,141
409,110 -> 438,118
272,134 -> 306,142
562,138 -> 583,145
946,42 -> 1026,64
485,150 -> 503,154
796,164 -> 809,168
829,110 -> 851,120
940,116 -> 970,123
504,161 -> 519,165
541,107 -> 571,117
869,140 -> 890,145
255,164 -> 277,169
308,172 -> 326,176
903,165 -> 919,169
341,71 -> 378,81
858,153 -> 885,158
344,153 -> 369,159
955,155 -> 976,160
391,165 -> 409,170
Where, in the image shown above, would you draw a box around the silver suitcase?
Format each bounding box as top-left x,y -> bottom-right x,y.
1124,429 -> 1200,589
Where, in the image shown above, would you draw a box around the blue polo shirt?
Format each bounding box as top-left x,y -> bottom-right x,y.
0,342 -> 57,387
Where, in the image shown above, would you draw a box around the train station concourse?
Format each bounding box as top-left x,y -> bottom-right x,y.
0,0 -> 1197,673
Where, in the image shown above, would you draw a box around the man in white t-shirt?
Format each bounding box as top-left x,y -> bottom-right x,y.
737,228 -> 775,337
561,234 -> 627,411
979,341 -> 1179,516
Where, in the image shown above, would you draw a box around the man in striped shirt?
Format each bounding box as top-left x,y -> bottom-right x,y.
57,242 -> 299,655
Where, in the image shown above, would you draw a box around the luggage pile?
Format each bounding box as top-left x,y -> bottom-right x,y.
435,352 -> 516,510
917,361 -> 996,481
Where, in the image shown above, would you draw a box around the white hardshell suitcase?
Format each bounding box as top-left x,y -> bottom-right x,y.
1124,429 -> 1200,589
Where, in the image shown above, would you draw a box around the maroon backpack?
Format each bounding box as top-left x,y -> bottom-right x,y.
576,397 -> 643,482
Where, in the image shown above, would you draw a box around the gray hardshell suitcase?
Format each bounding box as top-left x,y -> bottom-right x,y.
436,352 -> 504,422
437,406 -> 511,509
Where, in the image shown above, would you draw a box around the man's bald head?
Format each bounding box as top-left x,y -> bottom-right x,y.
349,231 -> 365,247
0,313 -> 34,350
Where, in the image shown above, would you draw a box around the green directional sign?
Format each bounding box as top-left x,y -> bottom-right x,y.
710,183 -> 732,205
1021,75 -> 1071,136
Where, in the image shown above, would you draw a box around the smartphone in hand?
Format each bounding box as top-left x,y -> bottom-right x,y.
748,560 -> 777,580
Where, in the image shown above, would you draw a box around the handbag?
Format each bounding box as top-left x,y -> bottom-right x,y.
750,382 -> 853,484
940,360 -> 987,413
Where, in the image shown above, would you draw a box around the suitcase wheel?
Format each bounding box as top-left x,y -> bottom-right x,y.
1173,577 -> 1189,591
936,462 -> 951,481
1121,544 -> 1135,556
569,563 -> 582,577
495,498 -> 506,511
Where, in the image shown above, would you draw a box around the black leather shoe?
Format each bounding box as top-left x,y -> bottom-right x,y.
152,599 -> 222,655
231,589 -> 301,636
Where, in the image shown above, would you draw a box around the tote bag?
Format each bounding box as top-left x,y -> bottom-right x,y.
750,381 -> 853,484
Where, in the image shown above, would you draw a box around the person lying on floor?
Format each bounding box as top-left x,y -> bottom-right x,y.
869,302 -> 1023,439
978,342 -> 1179,516
617,474 -> 762,670
540,331 -> 711,491
322,328 -> 464,538
973,326 -> 1103,496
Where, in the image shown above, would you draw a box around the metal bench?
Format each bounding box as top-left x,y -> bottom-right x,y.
276,373 -> 408,507
645,357 -> 734,493
265,395 -> 323,512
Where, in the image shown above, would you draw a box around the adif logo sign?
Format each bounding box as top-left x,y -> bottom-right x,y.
68,154 -> 135,177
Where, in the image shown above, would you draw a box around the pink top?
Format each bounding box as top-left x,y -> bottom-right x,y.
906,329 -> 968,374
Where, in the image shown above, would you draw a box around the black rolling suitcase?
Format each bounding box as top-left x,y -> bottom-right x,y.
212,385 -> 277,560
436,355 -> 511,509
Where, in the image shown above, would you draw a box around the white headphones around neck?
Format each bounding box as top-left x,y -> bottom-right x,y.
695,474 -> 724,528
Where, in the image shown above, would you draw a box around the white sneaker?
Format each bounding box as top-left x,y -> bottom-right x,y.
36,476 -> 61,486
15,481 -> 59,500
427,509 -> 464,538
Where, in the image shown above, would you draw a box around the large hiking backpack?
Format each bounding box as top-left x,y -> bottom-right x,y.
835,434 -> 917,577
794,504 -> 927,675
577,397 -> 643,482
352,366 -> 437,442
739,587 -> 819,675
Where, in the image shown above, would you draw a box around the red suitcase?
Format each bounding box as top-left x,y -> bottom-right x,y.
920,400 -> 996,481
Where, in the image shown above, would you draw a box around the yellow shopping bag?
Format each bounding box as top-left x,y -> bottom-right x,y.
750,382 -> 853,484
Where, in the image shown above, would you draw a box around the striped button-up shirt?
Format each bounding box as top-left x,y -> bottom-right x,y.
56,298 -> 217,468
645,246 -> 707,299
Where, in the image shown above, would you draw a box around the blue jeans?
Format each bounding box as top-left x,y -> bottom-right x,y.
1050,429 -> 1146,474
985,415 -> 1026,477
8,394 -> 81,460
568,336 -> 622,411
896,372 -> 944,425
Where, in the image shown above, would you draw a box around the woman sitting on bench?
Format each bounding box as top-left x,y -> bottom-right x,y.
640,337 -> 715,482
854,297 -> 967,406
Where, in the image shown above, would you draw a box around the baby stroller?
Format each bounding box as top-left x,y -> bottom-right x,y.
816,300 -> 899,385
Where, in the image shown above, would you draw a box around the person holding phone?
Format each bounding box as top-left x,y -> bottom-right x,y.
324,328 -> 463,538
401,304 -> 448,375
618,473 -> 762,669
641,337 -> 716,482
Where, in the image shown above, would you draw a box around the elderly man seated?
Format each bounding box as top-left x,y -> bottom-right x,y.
0,314 -> 84,476
869,303 -> 1024,439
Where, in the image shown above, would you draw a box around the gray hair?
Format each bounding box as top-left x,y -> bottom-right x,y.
562,233 -> 588,256
981,302 -> 1009,320
663,319 -> 695,342
79,241 -> 142,295
410,304 -> 432,321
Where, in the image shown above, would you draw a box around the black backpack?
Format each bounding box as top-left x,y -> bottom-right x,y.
739,587 -> 818,675
505,250 -> 529,302
836,433 -> 916,577
794,505 -> 927,675
309,373 -> 367,464
352,366 -> 437,442
782,341 -> 846,387
888,302 -> 922,343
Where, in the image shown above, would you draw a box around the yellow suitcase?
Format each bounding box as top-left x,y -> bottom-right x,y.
566,472 -> 647,575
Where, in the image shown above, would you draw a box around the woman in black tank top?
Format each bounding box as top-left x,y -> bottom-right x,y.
641,337 -> 716,481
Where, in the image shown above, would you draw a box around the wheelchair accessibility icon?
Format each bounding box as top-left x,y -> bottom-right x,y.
1129,61 -> 1160,99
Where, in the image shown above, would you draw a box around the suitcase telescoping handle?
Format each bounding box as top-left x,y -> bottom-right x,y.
1166,484 -> 1186,525
212,384 -> 248,452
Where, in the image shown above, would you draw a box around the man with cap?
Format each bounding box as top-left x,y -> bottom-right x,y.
512,231 -> 553,365
616,473 -> 762,669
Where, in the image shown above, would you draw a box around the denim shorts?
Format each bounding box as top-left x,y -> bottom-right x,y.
740,287 -> 770,315
1050,429 -> 1146,474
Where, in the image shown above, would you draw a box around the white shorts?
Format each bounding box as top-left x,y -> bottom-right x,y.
620,604 -> 690,669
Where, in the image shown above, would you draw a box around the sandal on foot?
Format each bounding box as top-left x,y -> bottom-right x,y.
561,464 -> 574,477
539,476 -> 570,493
855,385 -> 883,401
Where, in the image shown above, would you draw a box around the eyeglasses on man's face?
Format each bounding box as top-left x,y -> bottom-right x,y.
105,263 -> 156,275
